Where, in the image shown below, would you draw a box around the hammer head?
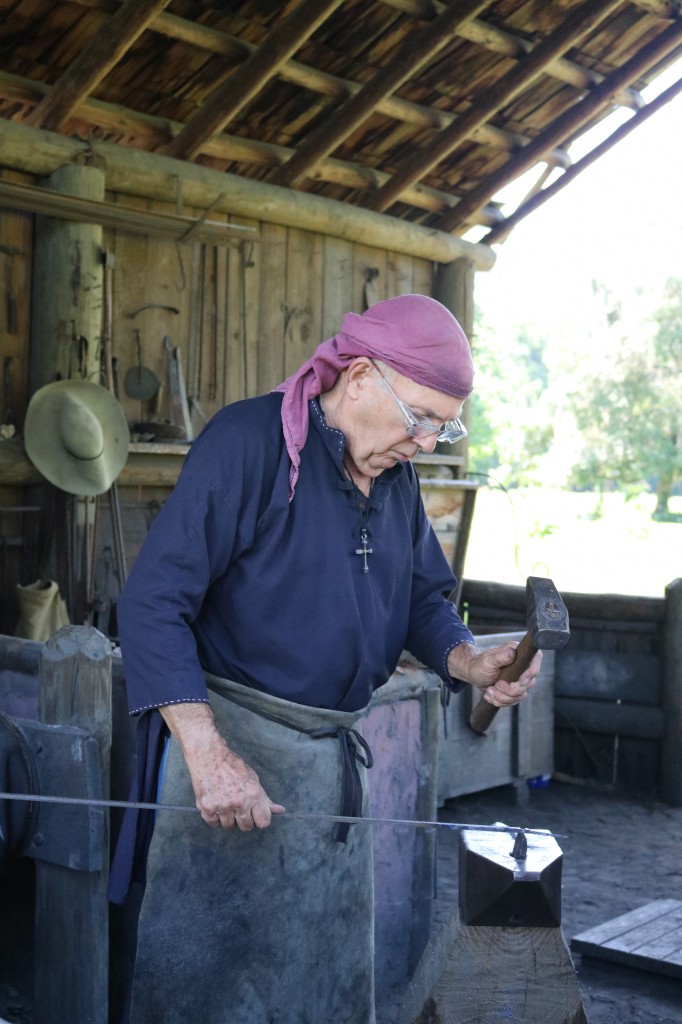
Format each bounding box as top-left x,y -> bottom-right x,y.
526,576 -> 570,650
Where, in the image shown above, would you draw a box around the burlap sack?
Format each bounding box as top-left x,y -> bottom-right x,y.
15,579 -> 70,642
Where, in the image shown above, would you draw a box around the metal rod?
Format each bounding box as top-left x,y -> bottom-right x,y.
0,792 -> 565,837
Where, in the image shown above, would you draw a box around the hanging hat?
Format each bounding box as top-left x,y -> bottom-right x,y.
24,380 -> 129,496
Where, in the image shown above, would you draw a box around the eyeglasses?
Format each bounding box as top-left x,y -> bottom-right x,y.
372,362 -> 468,444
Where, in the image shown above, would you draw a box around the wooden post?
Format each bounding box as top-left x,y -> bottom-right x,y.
662,578 -> 682,806
434,258 -> 475,467
399,829 -> 587,1024
28,162 -> 105,394
34,625 -> 113,1024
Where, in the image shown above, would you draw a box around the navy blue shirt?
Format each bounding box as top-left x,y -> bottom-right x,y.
118,393 -> 474,716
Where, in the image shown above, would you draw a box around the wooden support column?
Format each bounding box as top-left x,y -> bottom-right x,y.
34,625 -> 113,1024
434,256 -> 475,448
662,578 -> 682,806
29,162 -> 105,395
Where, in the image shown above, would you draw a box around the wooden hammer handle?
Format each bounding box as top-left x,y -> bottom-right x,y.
469,632 -> 538,735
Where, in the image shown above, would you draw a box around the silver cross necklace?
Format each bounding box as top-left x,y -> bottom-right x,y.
344,466 -> 374,573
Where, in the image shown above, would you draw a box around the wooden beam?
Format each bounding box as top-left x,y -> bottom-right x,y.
0,119 -> 496,268
147,11 -> 573,165
0,178 -> 257,245
439,18 -> 682,232
273,0 -> 487,188
0,71 -> 505,225
367,0 -> 625,213
662,578 -> 682,805
35,627 -> 113,1024
164,0 -> 345,162
555,698 -> 665,740
71,0 -> 645,115
379,0 -> 646,110
24,0 -> 172,132
483,75 -> 682,245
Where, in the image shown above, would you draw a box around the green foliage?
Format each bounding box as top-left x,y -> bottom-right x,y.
569,276 -> 682,515
468,309 -> 554,486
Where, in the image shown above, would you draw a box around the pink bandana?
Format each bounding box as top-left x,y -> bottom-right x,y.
273,294 -> 474,500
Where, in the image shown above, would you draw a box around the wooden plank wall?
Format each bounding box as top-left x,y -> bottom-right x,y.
0,171 -> 39,633
104,196 -> 433,428
0,187 -> 435,634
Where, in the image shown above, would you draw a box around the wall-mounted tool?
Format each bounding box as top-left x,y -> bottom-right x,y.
124,329 -> 159,402
164,336 -> 193,442
0,244 -> 22,335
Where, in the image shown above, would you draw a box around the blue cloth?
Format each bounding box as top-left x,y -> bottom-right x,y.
108,393 -> 474,903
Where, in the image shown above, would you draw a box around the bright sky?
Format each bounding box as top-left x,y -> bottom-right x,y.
471,59 -> 682,337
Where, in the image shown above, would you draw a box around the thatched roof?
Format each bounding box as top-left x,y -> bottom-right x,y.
1,0 -> 681,244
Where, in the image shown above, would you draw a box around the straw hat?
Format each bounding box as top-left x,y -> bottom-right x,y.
24,380 -> 129,496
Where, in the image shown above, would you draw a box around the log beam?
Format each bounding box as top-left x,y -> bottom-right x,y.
368,0 -> 625,213
273,0 -> 487,188
29,163 -> 105,395
25,0 -> 173,132
439,18 -> 682,232
483,75 -> 682,245
0,71 -> 507,225
71,0 -> 645,116
0,120 -> 496,268
164,0 -> 345,162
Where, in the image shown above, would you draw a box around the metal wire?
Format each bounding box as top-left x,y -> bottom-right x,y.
0,791 -> 565,838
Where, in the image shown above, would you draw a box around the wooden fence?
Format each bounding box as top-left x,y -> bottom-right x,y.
461,577 -> 682,805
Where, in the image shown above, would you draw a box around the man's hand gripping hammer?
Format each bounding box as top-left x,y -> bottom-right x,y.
469,576 -> 570,735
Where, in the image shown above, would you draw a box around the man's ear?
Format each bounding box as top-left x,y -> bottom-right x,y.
345,358 -> 374,399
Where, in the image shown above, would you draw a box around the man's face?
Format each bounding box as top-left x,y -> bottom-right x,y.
343,361 -> 465,481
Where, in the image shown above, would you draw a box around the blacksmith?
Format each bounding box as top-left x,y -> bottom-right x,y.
109,293 -> 540,1023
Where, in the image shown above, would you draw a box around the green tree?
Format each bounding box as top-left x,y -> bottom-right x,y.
468,310 -> 554,486
569,277 -> 682,518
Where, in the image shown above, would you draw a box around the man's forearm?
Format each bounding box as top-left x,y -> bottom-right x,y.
159,701 -> 224,759
446,641 -> 483,685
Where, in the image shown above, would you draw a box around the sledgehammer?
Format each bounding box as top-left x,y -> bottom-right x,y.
469,576 -> 569,735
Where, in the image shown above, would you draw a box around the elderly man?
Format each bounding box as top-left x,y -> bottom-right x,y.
110,294 -> 540,1024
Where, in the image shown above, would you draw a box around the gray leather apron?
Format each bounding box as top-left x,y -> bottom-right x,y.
128,675 -> 376,1024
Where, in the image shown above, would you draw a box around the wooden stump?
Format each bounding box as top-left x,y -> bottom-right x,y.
399,827 -> 587,1024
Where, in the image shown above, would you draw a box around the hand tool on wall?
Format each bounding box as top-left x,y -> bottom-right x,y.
469,576 -> 570,735
2,357 -> 14,431
0,245 -> 21,335
164,335 -> 193,441
124,329 -> 160,402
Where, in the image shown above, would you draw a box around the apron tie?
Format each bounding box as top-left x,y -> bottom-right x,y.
311,726 -> 373,843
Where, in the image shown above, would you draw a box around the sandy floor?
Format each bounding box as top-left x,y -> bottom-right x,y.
419,780 -> 682,1024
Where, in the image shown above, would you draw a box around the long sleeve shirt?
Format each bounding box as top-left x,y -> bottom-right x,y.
109,393 -> 475,903
117,393 -> 474,716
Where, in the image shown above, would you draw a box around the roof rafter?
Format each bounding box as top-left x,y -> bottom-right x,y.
72,0 -> 646,113
25,0 -> 173,131
483,74 -> 682,244
164,0 -> 345,162
440,17 -> 682,232
367,0 -> 625,213
378,0 -> 647,109
382,0 -> 681,26
0,71 -> 504,225
273,0 -> 488,188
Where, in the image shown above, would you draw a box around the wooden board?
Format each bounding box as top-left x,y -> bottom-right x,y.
572,899 -> 682,979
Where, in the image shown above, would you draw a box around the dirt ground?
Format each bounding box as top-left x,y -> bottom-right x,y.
417,779 -> 682,1024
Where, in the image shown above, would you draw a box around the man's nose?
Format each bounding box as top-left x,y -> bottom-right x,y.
417,432 -> 439,453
